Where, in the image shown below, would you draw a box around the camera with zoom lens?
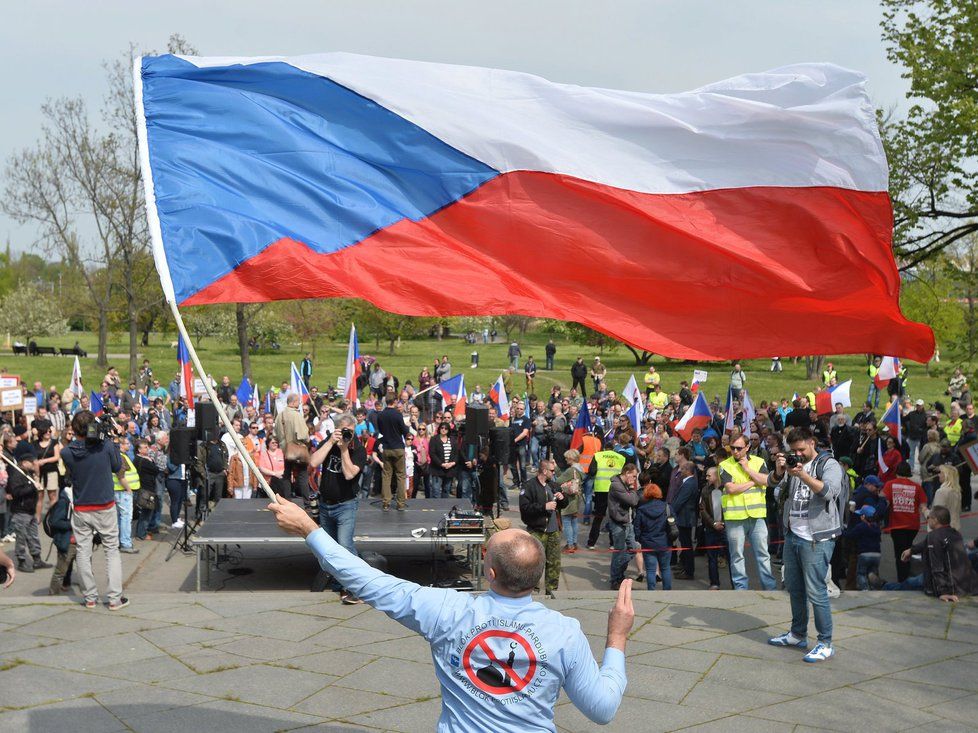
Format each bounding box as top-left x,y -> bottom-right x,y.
784,453 -> 804,469
341,427 -> 354,442
85,416 -> 113,443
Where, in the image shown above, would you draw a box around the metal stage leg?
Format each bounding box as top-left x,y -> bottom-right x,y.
195,546 -> 201,592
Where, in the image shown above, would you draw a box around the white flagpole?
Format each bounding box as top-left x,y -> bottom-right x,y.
134,56 -> 279,504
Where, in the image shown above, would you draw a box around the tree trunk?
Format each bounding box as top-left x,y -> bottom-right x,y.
97,307 -> 108,368
389,336 -> 396,356
623,346 -> 654,365
140,312 -> 155,347
236,303 -> 252,380
804,355 -> 825,381
127,292 -> 138,382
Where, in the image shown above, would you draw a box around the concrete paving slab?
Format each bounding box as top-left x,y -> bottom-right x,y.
292,685 -> 413,720
160,663 -> 333,708
677,678 -> 793,714
14,631 -> 167,672
0,662 -> 131,708
334,657 -> 440,700
0,695 -> 130,733
278,648 -> 378,678
344,696 -> 443,732
629,647 -> 721,674
95,683 -> 217,717
748,686 -> 942,732
615,664 -> 703,704
121,698 -> 323,733
14,606 -> 166,641
853,677 -> 974,708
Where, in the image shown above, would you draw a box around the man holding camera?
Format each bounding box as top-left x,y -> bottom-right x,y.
61,410 -> 131,610
767,427 -> 846,663
310,413 -> 366,604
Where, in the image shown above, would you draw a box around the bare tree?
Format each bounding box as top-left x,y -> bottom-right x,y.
3,99 -> 118,367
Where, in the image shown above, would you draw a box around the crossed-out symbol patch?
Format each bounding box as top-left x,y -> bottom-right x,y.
462,630 -> 538,695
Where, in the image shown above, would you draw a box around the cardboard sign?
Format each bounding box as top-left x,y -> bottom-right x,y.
193,378 -> 206,396
1,387 -> 23,411
0,374 -> 20,389
22,396 -> 37,415
959,440 -> 978,474
693,369 -> 708,384
336,376 -> 348,391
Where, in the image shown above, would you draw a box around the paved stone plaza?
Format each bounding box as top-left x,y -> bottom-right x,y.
0,587 -> 976,732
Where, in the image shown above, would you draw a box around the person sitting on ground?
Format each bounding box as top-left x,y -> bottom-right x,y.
843,505 -> 882,590
269,498 -> 634,730
871,506 -> 978,602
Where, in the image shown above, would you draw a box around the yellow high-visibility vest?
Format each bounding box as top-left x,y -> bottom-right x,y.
592,450 -> 626,494
946,418 -> 963,446
718,455 -> 767,520
113,454 -> 141,492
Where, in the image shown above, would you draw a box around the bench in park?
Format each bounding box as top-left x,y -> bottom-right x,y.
10,344 -> 87,357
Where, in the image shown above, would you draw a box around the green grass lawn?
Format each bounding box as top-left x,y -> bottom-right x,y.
2,329 -> 952,412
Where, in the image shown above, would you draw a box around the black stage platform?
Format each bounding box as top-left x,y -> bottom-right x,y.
189,498 -> 486,591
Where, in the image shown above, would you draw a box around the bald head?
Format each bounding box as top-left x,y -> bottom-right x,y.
485,529 -> 545,595
287,393 -> 300,408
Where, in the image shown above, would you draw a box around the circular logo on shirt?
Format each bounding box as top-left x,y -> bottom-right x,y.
462,630 -> 538,695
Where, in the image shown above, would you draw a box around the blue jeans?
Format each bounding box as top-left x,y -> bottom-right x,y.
562,514 -> 579,547
783,531 -> 835,645
319,498 -> 358,590
609,521 -> 634,585
529,436 -> 543,467
457,469 -> 478,501
546,355 -> 554,370
430,475 -> 453,499
644,550 -> 672,590
856,552 -> 881,590
907,438 -> 921,471
166,479 -> 187,524
115,490 -> 134,549
867,383 -> 880,408
725,517 -> 777,590
582,477 -> 594,524
883,573 -> 924,591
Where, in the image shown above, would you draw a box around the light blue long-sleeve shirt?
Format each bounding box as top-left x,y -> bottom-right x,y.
305,528 -> 627,731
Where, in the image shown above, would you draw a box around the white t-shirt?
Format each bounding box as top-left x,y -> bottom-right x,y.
787,458 -> 816,541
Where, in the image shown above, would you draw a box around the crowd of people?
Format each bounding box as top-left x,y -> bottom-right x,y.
2,350 -> 977,622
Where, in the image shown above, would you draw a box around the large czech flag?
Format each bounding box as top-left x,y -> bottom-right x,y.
135,54 -> 934,361
814,379 -> 852,415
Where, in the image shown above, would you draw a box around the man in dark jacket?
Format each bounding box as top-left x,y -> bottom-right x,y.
608,464 -> 640,590
133,439 -> 161,541
375,394 -> 410,511
570,357 -> 588,398
830,416 -> 858,461
61,410 -> 129,610
904,399 -> 928,471
519,459 -> 568,595
877,506 -> 978,601
7,445 -> 51,574
670,463 -> 701,580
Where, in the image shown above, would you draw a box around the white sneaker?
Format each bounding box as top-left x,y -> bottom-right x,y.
171,519 -> 185,529
803,642 -> 835,663
767,631 -> 808,648
826,579 -> 841,598
1,534 -> 14,543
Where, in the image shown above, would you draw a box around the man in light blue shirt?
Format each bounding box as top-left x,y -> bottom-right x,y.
269,500 -> 633,731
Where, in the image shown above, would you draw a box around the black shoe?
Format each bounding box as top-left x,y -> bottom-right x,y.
673,570 -> 695,581
17,561 -> 34,574
610,580 -> 622,591
32,558 -> 53,569
635,573 -> 645,583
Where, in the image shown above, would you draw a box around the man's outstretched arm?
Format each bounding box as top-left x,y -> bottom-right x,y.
269,500 -> 464,640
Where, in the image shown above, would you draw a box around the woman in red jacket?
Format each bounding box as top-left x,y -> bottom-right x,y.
879,436 -> 902,484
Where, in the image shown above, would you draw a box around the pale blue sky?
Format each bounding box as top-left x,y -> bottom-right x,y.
1,0 -> 908,252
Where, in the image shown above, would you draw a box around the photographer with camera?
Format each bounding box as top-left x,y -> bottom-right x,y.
767,426 -> 846,664
61,410 -> 131,610
309,413 -> 366,604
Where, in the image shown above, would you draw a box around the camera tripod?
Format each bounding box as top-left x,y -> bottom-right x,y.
165,491 -> 202,561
